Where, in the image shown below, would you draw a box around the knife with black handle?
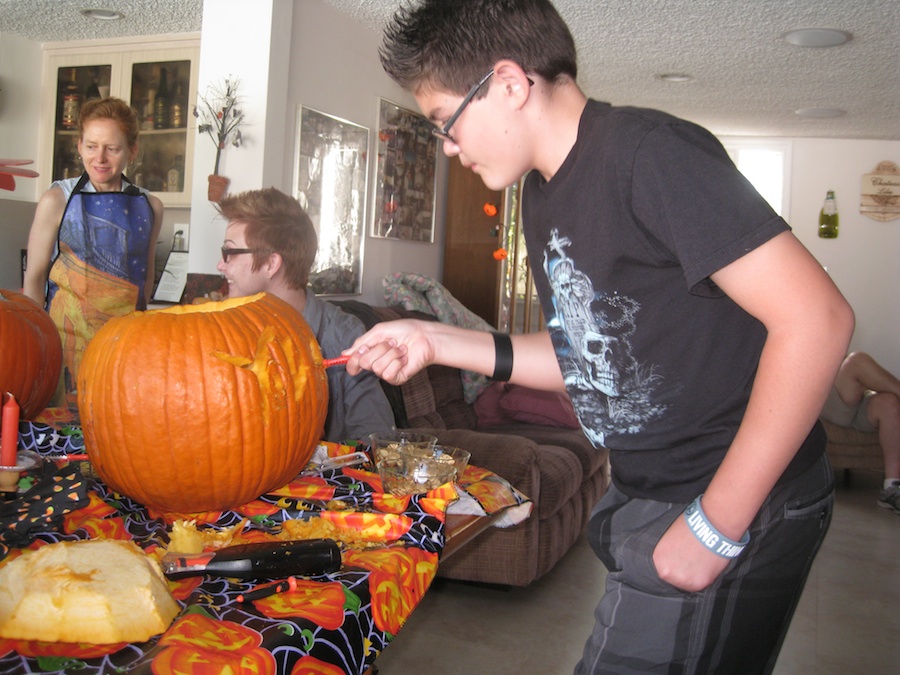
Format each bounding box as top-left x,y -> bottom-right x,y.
161,539 -> 341,579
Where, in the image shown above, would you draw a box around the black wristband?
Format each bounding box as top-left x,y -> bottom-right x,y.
491,332 -> 514,381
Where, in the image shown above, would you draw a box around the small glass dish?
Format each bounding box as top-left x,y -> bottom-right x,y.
368,430 -> 437,464
401,444 -> 470,480
377,454 -> 457,496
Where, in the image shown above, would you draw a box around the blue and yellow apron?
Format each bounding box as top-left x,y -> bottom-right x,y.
46,172 -> 154,411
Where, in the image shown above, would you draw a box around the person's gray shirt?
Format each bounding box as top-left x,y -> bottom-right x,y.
302,288 -> 395,443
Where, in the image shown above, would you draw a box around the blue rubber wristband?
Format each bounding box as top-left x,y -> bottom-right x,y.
683,494 -> 750,559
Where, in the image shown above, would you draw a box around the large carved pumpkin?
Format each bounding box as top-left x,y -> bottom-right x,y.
77,292 -> 328,513
0,289 -> 63,420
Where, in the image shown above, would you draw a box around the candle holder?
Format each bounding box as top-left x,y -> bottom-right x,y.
0,450 -> 38,493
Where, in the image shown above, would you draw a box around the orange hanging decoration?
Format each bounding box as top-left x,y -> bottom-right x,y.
483,202 -> 498,217
493,248 -> 508,261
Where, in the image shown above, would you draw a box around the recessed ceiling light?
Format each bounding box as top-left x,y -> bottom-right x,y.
795,108 -> 847,119
80,8 -> 124,21
656,73 -> 694,83
782,28 -> 852,48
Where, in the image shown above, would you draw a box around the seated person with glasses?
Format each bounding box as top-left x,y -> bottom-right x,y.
215,187 -> 394,444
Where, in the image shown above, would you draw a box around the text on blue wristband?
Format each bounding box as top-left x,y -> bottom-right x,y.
685,507 -> 745,557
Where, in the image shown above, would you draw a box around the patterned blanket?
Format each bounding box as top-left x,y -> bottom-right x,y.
382,272 -> 492,403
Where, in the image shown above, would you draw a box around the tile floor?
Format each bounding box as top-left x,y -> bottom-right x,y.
374,471 -> 899,674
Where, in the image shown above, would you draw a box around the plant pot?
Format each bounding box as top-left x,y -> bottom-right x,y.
207,174 -> 230,203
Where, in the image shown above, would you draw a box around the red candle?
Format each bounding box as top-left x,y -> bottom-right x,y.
1,392 -> 19,467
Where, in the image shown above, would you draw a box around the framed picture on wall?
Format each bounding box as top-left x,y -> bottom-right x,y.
372,98 -> 438,242
294,106 -> 369,296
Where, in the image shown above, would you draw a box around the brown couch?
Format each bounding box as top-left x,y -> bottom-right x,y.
333,300 -> 610,587
821,417 -> 883,483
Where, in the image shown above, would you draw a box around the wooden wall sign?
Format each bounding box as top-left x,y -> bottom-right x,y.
860,161 -> 900,222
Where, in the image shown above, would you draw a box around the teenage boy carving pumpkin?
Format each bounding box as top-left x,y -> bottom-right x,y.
345,1 -> 854,672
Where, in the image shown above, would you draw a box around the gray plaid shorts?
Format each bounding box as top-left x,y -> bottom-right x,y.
575,453 -> 833,674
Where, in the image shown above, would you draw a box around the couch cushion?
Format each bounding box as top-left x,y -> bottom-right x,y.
425,364 -> 477,430
501,385 -> 579,428
530,443 -> 584,520
474,383 -> 580,429
535,490 -> 584,580
417,427 -> 582,522
821,417 -> 883,472
477,423 -> 606,484
401,370 -> 439,424
437,509 -> 539,586
580,464 -> 610,521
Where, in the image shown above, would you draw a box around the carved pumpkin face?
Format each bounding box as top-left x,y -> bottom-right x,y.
77,292 -> 328,513
0,289 -> 63,420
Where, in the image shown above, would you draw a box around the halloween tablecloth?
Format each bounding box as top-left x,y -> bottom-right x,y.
0,425 -> 532,675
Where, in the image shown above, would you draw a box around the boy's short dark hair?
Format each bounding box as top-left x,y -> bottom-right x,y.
216,187 -> 318,290
380,0 -> 577,95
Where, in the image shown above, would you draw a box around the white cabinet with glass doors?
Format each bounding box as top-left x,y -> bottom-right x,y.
39,34 -> 199,207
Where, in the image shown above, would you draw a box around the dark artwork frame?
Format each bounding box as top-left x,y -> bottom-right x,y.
371,98 -> 438,243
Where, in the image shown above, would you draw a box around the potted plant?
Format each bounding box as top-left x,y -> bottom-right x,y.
194,76 -> 245,202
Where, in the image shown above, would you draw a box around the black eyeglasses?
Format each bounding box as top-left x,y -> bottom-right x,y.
432,69 -> 495,143
220,247 -> 256,263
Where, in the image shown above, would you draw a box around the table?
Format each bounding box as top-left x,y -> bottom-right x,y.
0,426 -> 531,675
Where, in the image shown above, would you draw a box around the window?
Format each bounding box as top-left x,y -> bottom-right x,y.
721,138 -> 792,217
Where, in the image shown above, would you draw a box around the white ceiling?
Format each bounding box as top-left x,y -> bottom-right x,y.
2,0 -> 898,140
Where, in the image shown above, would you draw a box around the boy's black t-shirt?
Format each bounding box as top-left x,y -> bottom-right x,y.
522,100 -> 822,502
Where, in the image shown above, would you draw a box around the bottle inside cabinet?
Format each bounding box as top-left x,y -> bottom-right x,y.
84,67 -> 102,102
130,59 -> 190,194
52,64 -> 112,182
153,67 -> 169,130
166,154 -> 185,193
60,68 -> 80,130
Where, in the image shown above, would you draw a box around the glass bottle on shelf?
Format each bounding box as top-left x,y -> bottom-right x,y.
62,143 -> 81,179
166,155 -> 184,193
84,68 -> 101,101
169,80 -> 185,128
154,68 -> 169,129
144,75 -> 158,131
129,148 -> 144,188
61,68 -> 81,130
818,190 -> 839,239
127,59 -> 192,198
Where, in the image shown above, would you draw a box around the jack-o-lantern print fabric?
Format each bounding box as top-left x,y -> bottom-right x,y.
0,440 -> 530,674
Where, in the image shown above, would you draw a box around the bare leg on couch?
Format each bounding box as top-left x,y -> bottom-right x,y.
831,352 -> 900,512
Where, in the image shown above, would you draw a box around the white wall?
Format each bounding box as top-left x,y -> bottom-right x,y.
0,33 -> 42,289
187,0 -> 294,275
186,0 -> 445,306
0,32 -> 43,203
788,139 -> 900,376
285,0 -> 446,305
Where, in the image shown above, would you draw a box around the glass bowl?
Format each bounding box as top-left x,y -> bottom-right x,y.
368,430 -> 437,464
402,444 -> 470,481
377,454 -> 457,496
